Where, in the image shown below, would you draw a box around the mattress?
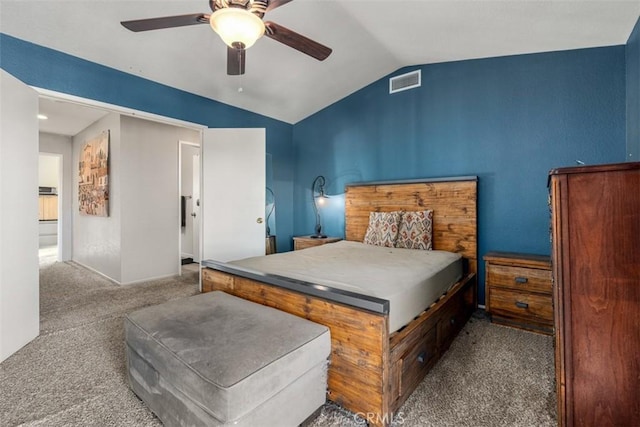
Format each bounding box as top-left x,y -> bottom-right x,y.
230,240 -> 463,332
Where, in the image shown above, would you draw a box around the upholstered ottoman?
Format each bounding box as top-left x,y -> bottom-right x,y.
124,291 -> 330,426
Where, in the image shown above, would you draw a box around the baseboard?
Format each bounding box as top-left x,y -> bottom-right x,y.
71,260 -> 120,284
120,272 -> 179,286
71,260 -> 179,286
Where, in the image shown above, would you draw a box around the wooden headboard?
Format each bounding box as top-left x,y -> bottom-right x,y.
344,176 -> 478,275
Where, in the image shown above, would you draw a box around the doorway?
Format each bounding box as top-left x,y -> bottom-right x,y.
179,140 -> 201,271
38,153 -> 62,266
1,71 -> 269,360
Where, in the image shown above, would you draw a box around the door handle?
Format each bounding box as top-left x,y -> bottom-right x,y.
191,212 -> 196,217
256,217 -> 263,224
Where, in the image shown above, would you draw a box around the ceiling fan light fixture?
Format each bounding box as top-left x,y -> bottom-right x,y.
209,7 -> 265,49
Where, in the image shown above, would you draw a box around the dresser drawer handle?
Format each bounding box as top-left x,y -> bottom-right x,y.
515,277 -> 528,284
417,351 -> 428,364
515,301 -> 529,309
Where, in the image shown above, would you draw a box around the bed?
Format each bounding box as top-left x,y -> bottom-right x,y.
201,176 -> 477,427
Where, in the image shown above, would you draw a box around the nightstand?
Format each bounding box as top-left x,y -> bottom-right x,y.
293,236 -> 341,251
483,252 -> 553,335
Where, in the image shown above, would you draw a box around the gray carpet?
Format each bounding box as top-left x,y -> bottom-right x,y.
1,261 -> 556,426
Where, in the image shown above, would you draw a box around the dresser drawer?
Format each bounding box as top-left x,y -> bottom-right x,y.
488,264 -> 551,294
489,287 -> 553,324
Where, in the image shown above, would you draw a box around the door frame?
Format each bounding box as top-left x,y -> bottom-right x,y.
34,88 -> 205,132
33,88 -> 206,285
178,140 -> 201,275
32,90 -> 268,289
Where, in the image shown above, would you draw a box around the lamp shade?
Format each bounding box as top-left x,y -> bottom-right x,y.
209,8 -> 265,49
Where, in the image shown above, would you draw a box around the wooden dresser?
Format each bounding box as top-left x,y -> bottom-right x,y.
549,162 -> 640,427
483,252 -> 553,335
293,236 -> 341,251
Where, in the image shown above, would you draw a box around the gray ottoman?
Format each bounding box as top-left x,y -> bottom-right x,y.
124,291 -> 330,426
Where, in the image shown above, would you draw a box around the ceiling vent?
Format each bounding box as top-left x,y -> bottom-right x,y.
389,70 -> 421,94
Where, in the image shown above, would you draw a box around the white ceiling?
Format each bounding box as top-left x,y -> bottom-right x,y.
38,98 -> 110,136
2,0 -> 639,126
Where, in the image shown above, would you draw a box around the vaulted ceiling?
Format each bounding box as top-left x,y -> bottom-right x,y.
2,1 -> 639,125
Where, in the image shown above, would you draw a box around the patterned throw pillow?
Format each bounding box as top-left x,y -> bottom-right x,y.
395,210 -> 433,250
363,211 -> 401,247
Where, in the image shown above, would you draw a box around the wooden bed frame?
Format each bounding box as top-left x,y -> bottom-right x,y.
201,176 -> 478,427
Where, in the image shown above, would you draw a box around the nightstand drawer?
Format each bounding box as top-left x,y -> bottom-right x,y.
484,251 -> 553,334
488,264 -> 551,294
489,287 -> 553,324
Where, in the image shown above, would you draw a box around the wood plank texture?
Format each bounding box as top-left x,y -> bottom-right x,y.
293,236 -> 341,250
202,269 -> 476,426
345,180 -> 477,275
203,269 -> 389,420
389,274 -> 477,411
487,264 -> 552,294
201,176 -> 479,427
484,252 -> 553,335
550,163 -> 640,426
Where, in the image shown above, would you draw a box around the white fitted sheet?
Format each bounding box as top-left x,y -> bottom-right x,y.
230,240 -> 463,332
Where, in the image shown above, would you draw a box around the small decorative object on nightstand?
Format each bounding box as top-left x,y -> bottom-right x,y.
483,251 -> 553,335
293,236 -> 341,251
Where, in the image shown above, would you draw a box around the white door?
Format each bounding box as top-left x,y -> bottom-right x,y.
192,153 -> 200,262
0,70 -> 40,362
201,128 -> 265,262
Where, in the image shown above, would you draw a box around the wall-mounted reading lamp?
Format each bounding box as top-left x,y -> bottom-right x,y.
311,175 -> 329,238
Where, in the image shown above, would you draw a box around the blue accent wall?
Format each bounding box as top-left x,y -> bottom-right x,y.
1,33 -> 296,252
292,46 -> 627,304
2,33 -> 631,303
627,17 -> 640,161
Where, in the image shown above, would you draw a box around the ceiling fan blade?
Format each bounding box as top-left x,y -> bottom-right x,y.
121,13 -> 209,32
227,45 -> 246,75
266,0 -> 295,12
264,21 -> 332,61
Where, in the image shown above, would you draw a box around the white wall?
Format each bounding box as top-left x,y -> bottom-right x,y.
72,113 -> 122,282
71,113 -> 199,284
40,133 -> 73,260
0,71 -> 40,362
38,154 -> 59,188
120,116 -> 199,283
180,144 -> 199,258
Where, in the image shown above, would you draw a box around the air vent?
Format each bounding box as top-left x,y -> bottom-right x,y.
389,70 -> 421,94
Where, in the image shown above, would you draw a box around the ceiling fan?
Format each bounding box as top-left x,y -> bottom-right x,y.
121,0 -> 332,76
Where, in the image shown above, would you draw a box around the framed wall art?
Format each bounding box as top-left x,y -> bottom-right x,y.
78,130 -> 109,216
